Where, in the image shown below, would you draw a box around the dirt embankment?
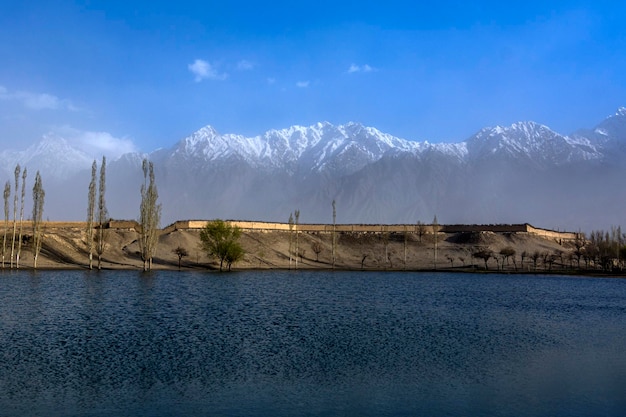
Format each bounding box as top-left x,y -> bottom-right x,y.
3,226 -> 580,272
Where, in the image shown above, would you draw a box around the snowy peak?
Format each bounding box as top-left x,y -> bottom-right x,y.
168,122 -> 429,175
592,107 -> 626,143
466,121 -> 600,165
0,134 -> 93,180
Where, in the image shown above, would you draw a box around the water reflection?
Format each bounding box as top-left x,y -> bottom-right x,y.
0,270 -> 625,416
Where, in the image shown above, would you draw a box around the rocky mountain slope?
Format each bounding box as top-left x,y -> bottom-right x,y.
1,108 -> 625,231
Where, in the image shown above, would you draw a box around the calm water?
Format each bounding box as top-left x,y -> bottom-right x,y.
0,270 -> 625,417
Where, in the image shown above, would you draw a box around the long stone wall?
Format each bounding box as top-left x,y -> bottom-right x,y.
166,220 -> 577,241
11,219 -> 574,242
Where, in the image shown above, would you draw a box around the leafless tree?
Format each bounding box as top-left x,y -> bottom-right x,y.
173,246 -> 188,270
415,220 -> 426,243
288,212 -> 294,269
294,209 -> 300,270
10,164 -> 19,268
381,229 -> 390,270
16,167 -> 27,268
96,156 -> 108,269
499,246 -> 516,270
31,171 -> 45,269
473,248 -> 493,270
86,160 -> 97,269
332,200 -> 336,269
432,215 -> 439,269
2,181 -> 9,268
403,225 -> 408,270
139,159 -> 161,271
311,241 -> 322,262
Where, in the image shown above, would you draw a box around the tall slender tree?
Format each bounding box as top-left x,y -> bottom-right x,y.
138,159 -> 161,271
32,171 -> 45,269
16,167 -> 26,268
288,212 -> 294,269
332,200 -> 336,269
95,156 -> 108,269
294,209 -> 300,270
2,181 -> 9,268
10,164 -> 20,268
86,160 -> 97,269
432,215 -> 439,270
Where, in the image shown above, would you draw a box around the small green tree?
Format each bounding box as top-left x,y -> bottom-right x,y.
199,219 -> 244,272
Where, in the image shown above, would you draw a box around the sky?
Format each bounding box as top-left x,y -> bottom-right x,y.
1,0 -> 625,159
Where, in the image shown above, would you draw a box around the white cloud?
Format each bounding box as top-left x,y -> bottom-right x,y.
267,77 -> 276,85
56,126 -> 138,160
236,60 -> 254,71
347,63 -> 376,74
296,81 -> 310,88
188,59 -> 227,82
0,85 -> 77,111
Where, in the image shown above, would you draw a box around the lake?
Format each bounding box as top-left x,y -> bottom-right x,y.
0,270 -> 625,416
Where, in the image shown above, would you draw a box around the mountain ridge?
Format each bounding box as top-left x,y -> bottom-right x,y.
1,108 -> 625,230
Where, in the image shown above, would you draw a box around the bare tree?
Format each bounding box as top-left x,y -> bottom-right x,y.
173,246 -> 188,270
2,181 -> 9,268
96,156 -> 108,269
332,200 -> 336,269
415,220 -> 426,243
381,229 -> 390,270
16,167 -> 27,268
403,225 -> 408,270
432,215 -> 439,269
531,251 -> 541,270
446,254 -> 454,268
139,159 -> 161,271
86,160 -> 97,269
10,164 -> 19,268
294,209 -> 300,270
499,246 -> 516,270
311,241 -> 322,262
31,171 -> 45,269
473,248 -> 493,270
288,212 -> 294,269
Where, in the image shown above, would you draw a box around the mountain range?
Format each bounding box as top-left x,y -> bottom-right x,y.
2,108 -> 626,231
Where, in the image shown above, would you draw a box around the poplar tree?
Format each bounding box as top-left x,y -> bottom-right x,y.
31,171 -> 45,269
2,181 -> 9,268
10,164 -> 19,268
16,167 -> 27,268
294,209 -> 300,270
86,160 -> 97,269
288,213 -> 294,269
332,200 -> 336,269
95,156 -> 108,269
139,159 -> 161,271
432,215 -> 439,270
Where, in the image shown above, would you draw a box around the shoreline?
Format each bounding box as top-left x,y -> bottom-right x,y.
1,223 -> 622,278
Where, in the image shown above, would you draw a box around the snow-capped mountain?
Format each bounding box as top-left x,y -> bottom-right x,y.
1,108 -> 625,230
0,134 -> 93,181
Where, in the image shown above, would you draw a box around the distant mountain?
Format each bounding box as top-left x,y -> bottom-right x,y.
1,108 -> 625,231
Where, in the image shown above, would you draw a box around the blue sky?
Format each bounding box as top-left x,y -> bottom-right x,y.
1,0 -> 625,158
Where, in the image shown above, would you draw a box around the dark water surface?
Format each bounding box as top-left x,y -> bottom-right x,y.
1,270 -> 625,416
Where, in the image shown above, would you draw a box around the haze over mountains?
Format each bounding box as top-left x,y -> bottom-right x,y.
1,108 -> 625,231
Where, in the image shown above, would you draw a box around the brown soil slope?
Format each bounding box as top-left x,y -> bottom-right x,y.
6,226 -> 576,272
